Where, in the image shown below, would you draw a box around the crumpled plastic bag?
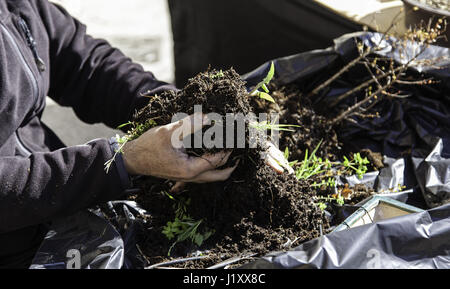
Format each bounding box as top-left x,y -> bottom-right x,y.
30,210 -> 124,269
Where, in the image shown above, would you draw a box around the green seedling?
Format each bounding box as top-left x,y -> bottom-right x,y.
342,152 -> 370,179
249,61 -> 276,103
336,195 -> 345,206
210,69 -> 225,79
327,177 -> 336,187
295,140 -> 326,180
250,121 -> 300,132
288,140 -> 371,183
162,192 -> 214,256
317,202 -> 328,211
104,119 -> 157,173
284,147 -> 299,167
315,194 -> 345,211
163,217 -> 214,256
312,177 -> 336,188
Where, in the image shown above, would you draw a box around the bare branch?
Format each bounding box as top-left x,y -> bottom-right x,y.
381,90 -> 412,98
395,78 -> 437,85
329,65 -> 404,107
308,48 -> 372,97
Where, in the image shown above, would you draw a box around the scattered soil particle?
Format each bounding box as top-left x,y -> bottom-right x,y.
360,148 -> 385,170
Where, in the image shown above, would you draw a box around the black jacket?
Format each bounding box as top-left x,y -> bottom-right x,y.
0,0 -> 174,268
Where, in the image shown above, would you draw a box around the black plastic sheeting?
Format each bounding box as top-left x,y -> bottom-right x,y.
30,32 -> 450,269
241,31 -> 450,268
244,31 -> 450,210
241,203 -> 450,269
30,210 -> 124,269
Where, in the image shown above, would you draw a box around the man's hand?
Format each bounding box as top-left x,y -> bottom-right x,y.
264,142 -> 295,175
121,112 -> 294,193
122,113 -> 238,183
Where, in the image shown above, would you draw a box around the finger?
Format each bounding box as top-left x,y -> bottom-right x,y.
269,150 -> 294,174
285,165 -> 295,175
265,155 -> 284,174
203,150 -> 233,168
266,142 -> 285,160
266,143 -> 295,174
170,182 -> 186,193
189,150 -> 233,173
190,160 -> 240,183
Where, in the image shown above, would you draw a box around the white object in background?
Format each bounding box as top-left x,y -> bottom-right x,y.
314,0 -> 407,34
50,0 -> 175,83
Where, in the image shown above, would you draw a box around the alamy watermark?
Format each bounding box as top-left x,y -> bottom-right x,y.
66,249 -> 81,269
170,105 -> 282,154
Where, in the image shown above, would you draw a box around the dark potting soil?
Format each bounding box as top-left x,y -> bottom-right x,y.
124,68 -> 374,268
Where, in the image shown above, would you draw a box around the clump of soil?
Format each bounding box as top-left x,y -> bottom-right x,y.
135,68 -> 252,124
360,148 -> 384,171
132,159 -> 327,268
120,68 -> 374,268
134,68 -> 254,156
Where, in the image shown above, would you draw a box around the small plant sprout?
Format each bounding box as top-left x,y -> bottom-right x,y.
249,121 -> 300,132
210,69 -> 224,79
317,202 -> 327,211
314,193 -> 345,211
335,194 -> 345,206
284,147 -> 298,167
163,217 -> 214,256
285,141 -> 372,205
312,177 -> 336,188
161,192 -> 214,256
295,140 -> 326,180
249,61 -> 276,103
104,119 -> 157,173
342,152 -> 370,179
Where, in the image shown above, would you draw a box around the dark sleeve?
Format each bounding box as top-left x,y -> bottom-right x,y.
36,0 -> 176,128
0,138 -> 130,233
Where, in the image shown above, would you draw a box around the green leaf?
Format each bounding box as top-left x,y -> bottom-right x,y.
164,191 -> 176,201
116,121 -> 132,129
249,61 -> 275,95
343,156 -> 350,167
263,61 -> 275,85
284,147 -> 289,160
257,92 -> 275,103
194,234 -> 203,246
318,202 -> 327,210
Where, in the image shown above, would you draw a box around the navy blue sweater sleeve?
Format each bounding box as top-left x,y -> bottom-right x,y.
0,138 -> 129,233
35,0 -> 176,128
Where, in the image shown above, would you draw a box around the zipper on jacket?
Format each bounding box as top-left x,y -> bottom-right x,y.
17,17 -> 46,72
0,22 -> 39,156
15,131 -> 32,157
0,22 -> 39,104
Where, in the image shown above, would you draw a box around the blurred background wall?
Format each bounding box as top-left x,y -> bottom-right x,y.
43,0 -> 174,146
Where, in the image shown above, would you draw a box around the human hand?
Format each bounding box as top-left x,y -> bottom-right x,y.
122,112 -> 292,193
122,113 -> 238,184
263,142 -> 295,175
